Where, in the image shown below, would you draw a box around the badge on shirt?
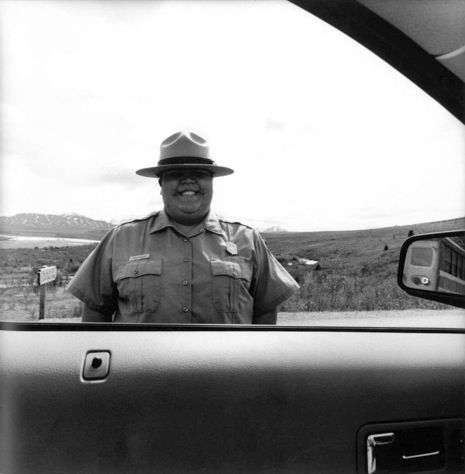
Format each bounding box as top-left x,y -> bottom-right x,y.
226,242 -> 237,255
129,254 -> 150,261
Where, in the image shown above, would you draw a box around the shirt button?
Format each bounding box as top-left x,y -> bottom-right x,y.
183,238 -> 189,242
233,271 -> 238,277
133,270 -> 139,275
182,306 -> 189,313
183,257 -> 189,263
182,280 -> 189,286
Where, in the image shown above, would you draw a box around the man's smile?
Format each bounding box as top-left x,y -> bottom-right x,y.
177,187 -> 203,198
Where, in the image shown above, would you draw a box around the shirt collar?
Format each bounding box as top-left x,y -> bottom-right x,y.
149,209 -> 223,236
148,210 -> 171,234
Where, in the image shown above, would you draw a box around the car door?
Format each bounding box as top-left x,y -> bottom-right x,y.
1,323 -> 464,473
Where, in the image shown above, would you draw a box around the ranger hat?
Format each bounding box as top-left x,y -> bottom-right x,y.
136,131 -> 234,178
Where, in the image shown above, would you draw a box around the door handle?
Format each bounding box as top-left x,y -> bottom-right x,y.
359,420 -> 464,474
366,427 -> 444,473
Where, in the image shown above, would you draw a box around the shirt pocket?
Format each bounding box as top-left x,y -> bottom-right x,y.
115,260 -> 163,314
211,259 -> 253,314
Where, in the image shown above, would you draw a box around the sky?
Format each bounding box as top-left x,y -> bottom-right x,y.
1,0 -> 464,232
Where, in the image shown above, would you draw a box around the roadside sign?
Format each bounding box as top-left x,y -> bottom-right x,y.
37,266 -> 57,320
38,266 -> 57,285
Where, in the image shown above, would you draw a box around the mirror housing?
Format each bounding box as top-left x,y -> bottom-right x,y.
397,230 -> 465,309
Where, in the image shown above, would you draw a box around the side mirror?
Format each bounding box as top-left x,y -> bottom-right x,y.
397,230 -> 465,309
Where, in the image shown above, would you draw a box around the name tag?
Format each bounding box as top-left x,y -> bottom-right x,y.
129,254 -> 150,261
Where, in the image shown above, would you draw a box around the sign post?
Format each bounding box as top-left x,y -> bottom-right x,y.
38,266 -> 57,320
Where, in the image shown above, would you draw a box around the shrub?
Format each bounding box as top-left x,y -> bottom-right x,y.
280,268 -> 447,312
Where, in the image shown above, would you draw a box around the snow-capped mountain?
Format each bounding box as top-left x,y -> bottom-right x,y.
0,213 -> 113,238
259,226 -> 288,233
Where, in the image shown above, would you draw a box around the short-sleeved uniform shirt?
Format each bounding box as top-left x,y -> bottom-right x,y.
67,210 -> 299,323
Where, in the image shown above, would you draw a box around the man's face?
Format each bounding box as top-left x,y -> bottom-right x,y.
160,168 -> 213,225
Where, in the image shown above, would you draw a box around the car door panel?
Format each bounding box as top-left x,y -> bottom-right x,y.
1,324 -> 464,473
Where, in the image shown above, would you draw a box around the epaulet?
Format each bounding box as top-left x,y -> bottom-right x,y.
116,211 -> 160,228
217,215 -> 256,232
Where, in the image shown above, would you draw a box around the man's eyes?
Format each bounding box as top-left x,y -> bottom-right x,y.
165,171 -> 211,180
164,172 -> 182,180
194,172 -> 212,180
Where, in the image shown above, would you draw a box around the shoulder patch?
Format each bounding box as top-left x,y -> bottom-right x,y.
117,211 -> 160,228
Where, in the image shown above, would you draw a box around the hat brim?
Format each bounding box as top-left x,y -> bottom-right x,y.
136,163 -> 234,178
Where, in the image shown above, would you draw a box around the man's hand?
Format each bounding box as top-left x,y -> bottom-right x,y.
82,304 -> 113,322
252,308 -> 277,324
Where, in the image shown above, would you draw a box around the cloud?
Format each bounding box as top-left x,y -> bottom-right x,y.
265,118 -> 286,133
95,168 -> 146,187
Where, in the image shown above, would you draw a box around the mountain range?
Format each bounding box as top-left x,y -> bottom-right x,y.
0,213 -> 289,239
4,213 -> 462,240
0,213 -> 113,239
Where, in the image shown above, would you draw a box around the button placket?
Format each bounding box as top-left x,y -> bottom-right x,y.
180,237 -> 193,318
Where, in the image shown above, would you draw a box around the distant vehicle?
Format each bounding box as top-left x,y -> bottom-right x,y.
403,237 -> 465,295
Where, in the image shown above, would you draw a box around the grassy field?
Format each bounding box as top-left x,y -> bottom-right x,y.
0,244 -> 95,321
1,218 -> 462,321
265,218 -> 464,312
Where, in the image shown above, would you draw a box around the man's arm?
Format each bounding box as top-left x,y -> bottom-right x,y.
248,230 -> 299,325
252,307 -> 277,325
82,304 -> 113,323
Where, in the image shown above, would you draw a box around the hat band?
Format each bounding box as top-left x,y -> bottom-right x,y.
158,157 -> 215,166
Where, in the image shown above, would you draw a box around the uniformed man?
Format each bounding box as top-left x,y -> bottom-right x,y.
67,131 -> 299,324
